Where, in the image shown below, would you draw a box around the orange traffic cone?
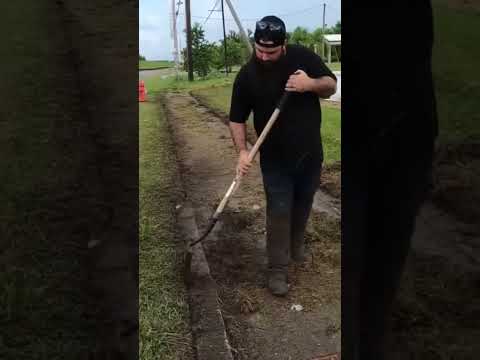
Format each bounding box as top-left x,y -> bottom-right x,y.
139,80 -> 147,102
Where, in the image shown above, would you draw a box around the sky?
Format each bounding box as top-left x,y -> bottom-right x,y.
139,0 -> 341,61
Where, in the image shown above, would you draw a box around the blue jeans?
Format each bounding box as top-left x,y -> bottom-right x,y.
261,155 -> 322,273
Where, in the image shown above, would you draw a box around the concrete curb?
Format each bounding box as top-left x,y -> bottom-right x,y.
177,203 -> 234,360
163,94 -> 234,360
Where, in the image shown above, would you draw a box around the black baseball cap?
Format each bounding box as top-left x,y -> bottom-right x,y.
254,16 -> 286,48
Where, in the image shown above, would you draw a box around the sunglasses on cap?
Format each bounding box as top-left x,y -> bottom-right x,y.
255,20 -> 286,47
255,20 -> 285,33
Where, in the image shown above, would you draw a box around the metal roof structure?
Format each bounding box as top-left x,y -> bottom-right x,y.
323,34 -> 341,46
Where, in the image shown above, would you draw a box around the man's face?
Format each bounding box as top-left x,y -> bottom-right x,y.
254,43 -> 285,67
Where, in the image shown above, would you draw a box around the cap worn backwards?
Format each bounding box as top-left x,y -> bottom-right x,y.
254,15 -> 286,48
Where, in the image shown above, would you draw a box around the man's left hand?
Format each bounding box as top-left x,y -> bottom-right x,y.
285,70 -> 312,93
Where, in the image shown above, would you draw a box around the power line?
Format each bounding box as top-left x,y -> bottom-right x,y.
277,4 -> 328,18
178,3 -> 332,23
203,0 -> 220,26
176,1 -> 339,51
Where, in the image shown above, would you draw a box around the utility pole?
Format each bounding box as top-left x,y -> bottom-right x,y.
221,0 -> 228,75
178,29 -> 183,65
322,3 -> 326,30
176,1 -> 184,71
171,0 -> 180,78
322,3 -> 326,60
185,0 -> 194,81
224,0 -> 253,56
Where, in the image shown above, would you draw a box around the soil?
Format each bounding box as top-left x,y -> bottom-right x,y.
445,0 -> 480,11
387,143 -> 480,358
388,204 -> 480,358
320,162 -> 341,199
431,142 -> 480,224
165,92 -> 341,359
320,100 -> 341,110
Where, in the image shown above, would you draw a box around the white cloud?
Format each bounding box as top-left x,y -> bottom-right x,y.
139,11 -> 173,60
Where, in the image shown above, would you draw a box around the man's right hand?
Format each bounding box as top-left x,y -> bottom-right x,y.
236,149 -> 252,177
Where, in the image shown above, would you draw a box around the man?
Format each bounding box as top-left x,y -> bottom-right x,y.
342,2 -> 437,358
228,15 -> 337,296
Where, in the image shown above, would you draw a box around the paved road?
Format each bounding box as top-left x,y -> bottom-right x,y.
329,71 -> 341,102
139,68 -> 178,80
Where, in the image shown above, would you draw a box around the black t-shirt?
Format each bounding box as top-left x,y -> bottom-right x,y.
229,44 -> 336,171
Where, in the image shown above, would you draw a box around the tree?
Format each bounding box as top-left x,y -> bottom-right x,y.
139,54 -> 146,61
215,31 -> 249,72
323,21 -> 341,35
312,28 -> 324,44
333,21 -> 341,34
185,23 -> 215,77
289,26 -> 314,49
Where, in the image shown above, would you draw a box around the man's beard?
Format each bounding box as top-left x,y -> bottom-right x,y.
253,50 -> 286,71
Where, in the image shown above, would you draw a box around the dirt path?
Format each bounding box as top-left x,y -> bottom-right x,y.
164,92 -> 341,359
388,144 -> 480,358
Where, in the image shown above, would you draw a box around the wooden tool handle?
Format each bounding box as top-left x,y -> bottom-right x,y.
214,92 -> 291,217
247,91 -> 290,162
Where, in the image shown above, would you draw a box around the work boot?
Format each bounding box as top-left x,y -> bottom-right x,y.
291,242 -> 306,263
267,271 -> 288,296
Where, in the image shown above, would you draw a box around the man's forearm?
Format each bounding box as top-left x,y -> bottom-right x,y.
229,121 -> 248,153
308,76 -> 337,98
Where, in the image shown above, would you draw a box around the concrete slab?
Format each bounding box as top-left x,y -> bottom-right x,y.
176,186 -> 234,360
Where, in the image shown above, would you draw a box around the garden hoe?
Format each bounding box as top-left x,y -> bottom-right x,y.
184,91 -> 291,279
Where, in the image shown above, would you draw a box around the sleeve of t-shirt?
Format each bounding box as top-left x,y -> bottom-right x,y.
229,67 -> 252,124
302,47 -> 337,82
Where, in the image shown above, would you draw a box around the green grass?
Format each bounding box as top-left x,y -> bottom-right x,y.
139,100 -> 192,360
143,71 -> 235,93
432,0 -> 480,142
321,107 -> 341,164
139,60 -> 174,70
192,84 -> 341,164
191,84 -> 233,113
327,62 -> 341,72
0,2 -> 99,358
